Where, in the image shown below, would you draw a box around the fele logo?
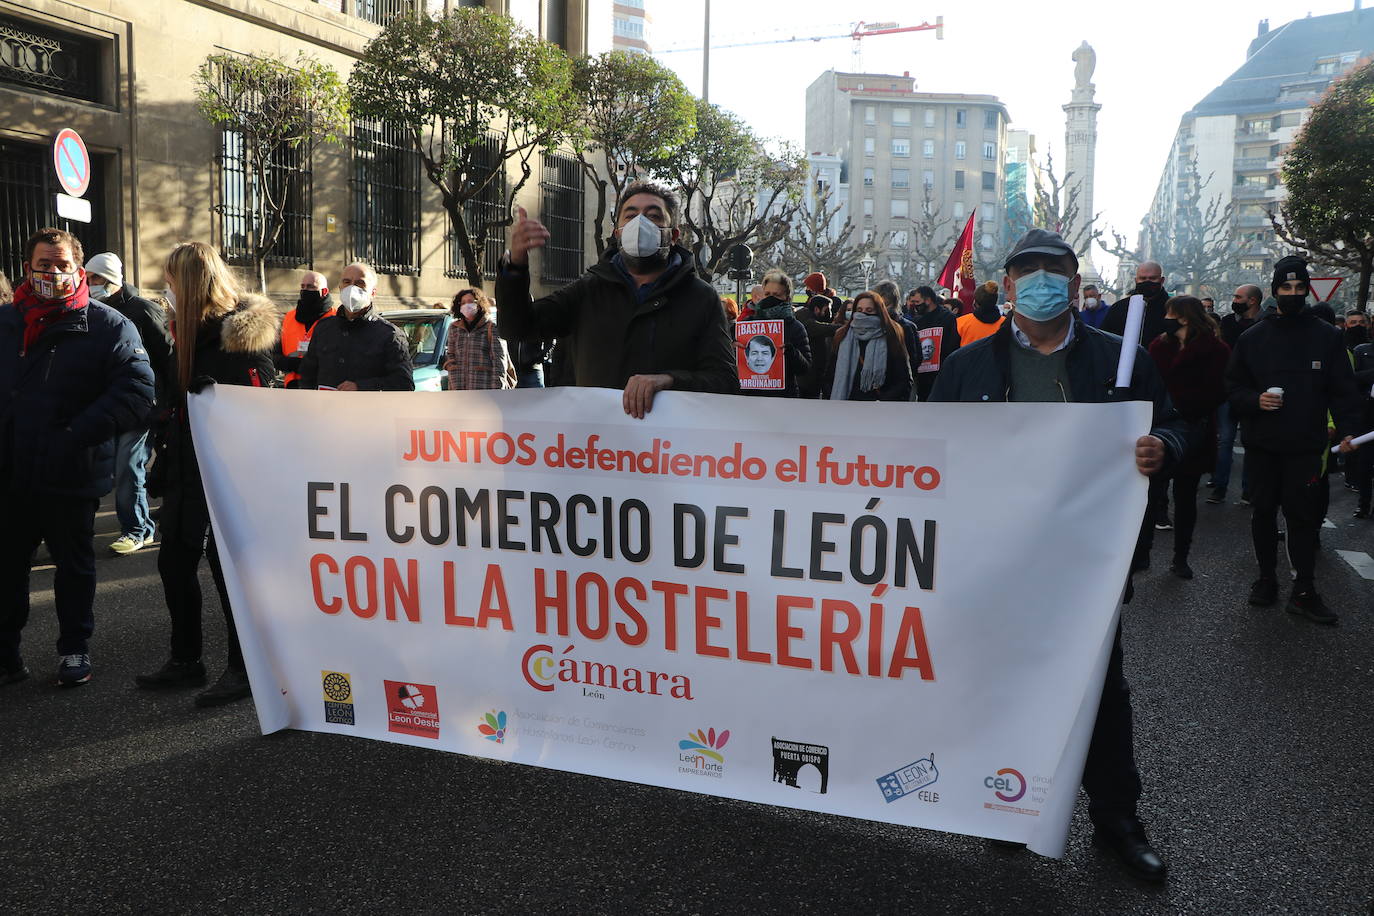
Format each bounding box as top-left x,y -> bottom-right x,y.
383,680 -> 440,739
521,643 -> 694,700
876,753 -> 940,804
321,670 -> 354,725
678,727 -> 729,778
771,736 -> 830,794
478,709 -> 508,744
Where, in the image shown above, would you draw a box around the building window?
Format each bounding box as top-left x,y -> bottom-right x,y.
447,131 -> 506,280
891,198 -> 908,219
954,170 -> 965,190
983,141 -> 996,160
864,136 -> 875,156
540,151 -> 584,284
922,139 -> 934,159
0,13 -> 104,103
924,108 -> 935,128
613,16 -> 645,38
922,169 -> 934,188
862,198 -> 873,218
862,229 -> 875,244
891,229 -> 908,248
892,139 -> 910,158
863,167 -> 875,187
356,0 -> 415,26
350,119 -> 420,275
891,168 -> 909,188
864,105 -> 876,125
893,107 -> 911,126
955,141 -> 966,161
956,109 -> 967,128
543,0 -> 569,49
982,170 -> 996,191
981,231 -> 994,249
0,138 -> 108,281
953,200 -> 965,218
984,109 -> 998,130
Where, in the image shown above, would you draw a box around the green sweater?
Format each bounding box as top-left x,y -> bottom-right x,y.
1007,341 -> 1071,403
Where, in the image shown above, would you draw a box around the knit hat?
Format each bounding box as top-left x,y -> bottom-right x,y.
803,271 -> 827,294
1271,255 -> 1309,296
85,252 -> 123,287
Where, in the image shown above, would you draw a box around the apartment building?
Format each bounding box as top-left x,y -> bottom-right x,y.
611,0 -> 650,55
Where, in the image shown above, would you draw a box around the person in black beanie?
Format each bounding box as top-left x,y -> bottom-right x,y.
1225,255 -> 1363,623
276,271 -> 335,388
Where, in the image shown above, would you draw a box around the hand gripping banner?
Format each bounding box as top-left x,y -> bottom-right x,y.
190,387 -> 1149,856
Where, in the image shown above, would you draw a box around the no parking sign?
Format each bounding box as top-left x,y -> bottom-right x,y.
51,128 -> 93,223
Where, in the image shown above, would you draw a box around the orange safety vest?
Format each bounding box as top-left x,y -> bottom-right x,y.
281,306 -> 336,387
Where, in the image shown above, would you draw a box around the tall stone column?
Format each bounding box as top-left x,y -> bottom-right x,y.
1064,41 -> 1102,285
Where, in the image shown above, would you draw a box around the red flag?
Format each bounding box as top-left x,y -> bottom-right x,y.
938,210 -> 978,314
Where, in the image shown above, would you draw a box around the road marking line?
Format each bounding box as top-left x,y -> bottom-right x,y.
1336,550 -> 1374,581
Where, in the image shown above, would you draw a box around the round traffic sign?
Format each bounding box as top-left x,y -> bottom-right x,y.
53,128 -> 91,198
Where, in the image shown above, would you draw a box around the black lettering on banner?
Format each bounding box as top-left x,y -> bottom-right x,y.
386,484 -> 415,543
307,481 -> 334,540
673,503 -> 706,569
713,506 -> 748,574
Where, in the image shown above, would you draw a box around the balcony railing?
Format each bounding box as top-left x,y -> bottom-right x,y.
1234,157 -> 1270,171
1232,185 -> 1273,200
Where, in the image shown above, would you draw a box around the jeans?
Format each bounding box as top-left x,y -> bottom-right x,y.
1212,404 -> 1249,496
114,427 -> 155,540
0,493 -> 99,658
516,364 -> 545,389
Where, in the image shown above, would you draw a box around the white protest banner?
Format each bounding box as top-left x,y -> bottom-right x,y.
190,387 -> 1150,857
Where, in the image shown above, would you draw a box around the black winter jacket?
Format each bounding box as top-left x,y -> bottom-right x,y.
1353,342 -> 1374,427
823,327 -> 914,402
496,245 -> 737,395
299,310 -> 415,391
740,312 -> 811,398
794,307 -> 834,399
914,305 -> 962,401
1102,287 -> 1171,345
1226,309 -> 1360,454
0,292 -> 154,499
929,315 -> 1189,467
104,282 -> 174,406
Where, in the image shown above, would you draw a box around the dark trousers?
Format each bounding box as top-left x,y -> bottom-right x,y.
1248,448 -> 1324,587
1356,444 -> 1374,511
0,493 -> 99,658
1083,622 -> 1141,823
1147,472 -> 1202,560
158,516 -> 243,671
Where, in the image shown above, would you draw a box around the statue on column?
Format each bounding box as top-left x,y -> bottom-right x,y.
1072,41 -> 1096,99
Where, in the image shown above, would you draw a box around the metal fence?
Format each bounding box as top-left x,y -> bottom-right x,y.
540,152 -> 584,284
447,132 -> 506,282
0,139 -> 106,284
354,0 -> 414,26
351,119 -> 420,275
215,129 -> 313,268
0,13 -> 100,102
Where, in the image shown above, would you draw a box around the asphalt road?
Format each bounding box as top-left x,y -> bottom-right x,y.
4,474 -> 1373,915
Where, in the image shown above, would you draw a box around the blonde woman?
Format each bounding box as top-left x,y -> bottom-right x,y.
135,241 -> 278,708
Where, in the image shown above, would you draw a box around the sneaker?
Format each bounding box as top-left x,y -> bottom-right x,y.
1,656 -> 30,686
1238,495 -> 1252,506
135,658 -> 207,689
1287,591 -> 1338,626
110,534 -> 145,555
1170,558 -> 1194,580
1206,478 -> 1217,488
195,668 -> 252,707
57,653 -> 92,688
1206,490 -> 1225,505
1249,578 -> 1279,607
1154,515 -> 1173,531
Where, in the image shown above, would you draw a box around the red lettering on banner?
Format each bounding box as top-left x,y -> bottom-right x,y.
444,561 -> 474,627
477,564 -> 513,630
311,553 -> 341,614
820,599 -> 862,675
694,587 -> 729,658
775,595 -> 813,670
614,578 -> 648,646
889,607 -> 935,681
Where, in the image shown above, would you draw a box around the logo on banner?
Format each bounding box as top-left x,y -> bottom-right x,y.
736,319 -> 786,391
478,709 -> 508,744
876,753 -> 940,803
771,737 -> 829,794
384,680 -> 440,739
985,767 -> 1025,802
984,767 -> 1047,815
520,643 -> 694,700
321,670 -> 354,725
678,727 -> 730,778
917,327 -> 943,373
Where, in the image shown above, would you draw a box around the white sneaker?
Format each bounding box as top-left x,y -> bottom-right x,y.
110,534 -> 145,555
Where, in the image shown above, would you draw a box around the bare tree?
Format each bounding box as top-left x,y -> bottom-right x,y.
772,185 -> 884,291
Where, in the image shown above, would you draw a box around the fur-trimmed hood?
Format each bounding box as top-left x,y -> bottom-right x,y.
219,293 -> 281,354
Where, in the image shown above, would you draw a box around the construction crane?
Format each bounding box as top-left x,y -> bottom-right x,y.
658,18 -> 943,72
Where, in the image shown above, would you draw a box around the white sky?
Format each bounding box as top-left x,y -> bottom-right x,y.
649,0 -> 1359,279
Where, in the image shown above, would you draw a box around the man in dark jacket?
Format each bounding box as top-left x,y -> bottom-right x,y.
874,280 -> 922,394
932,228 -> 1186,884
300,262 -> 414,392
0,228 -> 155,688
498,180 -> 737,417
1209,284 -> 1265,505
1351,339 -> 1374,518
1103,261 -> 1171,344
1226,256 -> 1361,622
85,252 -> 173,554
794,295 -> 834,399
911,285 -> 962,401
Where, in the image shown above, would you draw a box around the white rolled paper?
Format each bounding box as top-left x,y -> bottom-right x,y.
1332,430 -> 1374,453
1114,294 -> 1146,389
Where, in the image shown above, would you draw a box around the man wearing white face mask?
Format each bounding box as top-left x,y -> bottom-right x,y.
1078,283 -> 1109,330
931,228 -> 1188,883
299,262 -> 414,392
498,180 -> 737,418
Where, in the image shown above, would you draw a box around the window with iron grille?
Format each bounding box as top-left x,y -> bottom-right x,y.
0,139 -> 107,282
540,152 -> 584,284
355,0 -> 413,26
447,131 -> 506,281
0,14 -> 102,103
350,119 -> 420,275
215,128 -> 312,268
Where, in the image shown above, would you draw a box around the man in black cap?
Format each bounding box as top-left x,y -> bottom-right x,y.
1226,255 -> 1361,623
933,228 -> 1187,883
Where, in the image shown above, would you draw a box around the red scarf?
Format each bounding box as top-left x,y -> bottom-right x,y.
12,274 -> 89,355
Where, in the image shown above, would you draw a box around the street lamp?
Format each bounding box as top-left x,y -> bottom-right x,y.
859,254 -> 876,291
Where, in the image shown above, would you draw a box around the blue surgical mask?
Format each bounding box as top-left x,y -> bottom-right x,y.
1013,269 -> 1072,322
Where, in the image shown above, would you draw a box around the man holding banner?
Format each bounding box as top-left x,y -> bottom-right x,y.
932,228 -> 1187,882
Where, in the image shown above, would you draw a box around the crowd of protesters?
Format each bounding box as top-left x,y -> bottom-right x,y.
1,178 -> 1370,885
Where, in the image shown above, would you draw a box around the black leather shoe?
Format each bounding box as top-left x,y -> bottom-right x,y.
1,657 -> 30,686
1093,817 -> 1168,882
1287,590 -> 1338,626
1170,558 -> 1194,579
136,658 -> 207,689
1249,578 -> 1278,607
195,668 -> 252,707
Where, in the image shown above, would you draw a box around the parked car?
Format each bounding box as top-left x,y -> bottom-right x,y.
381,308 -> 451,391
